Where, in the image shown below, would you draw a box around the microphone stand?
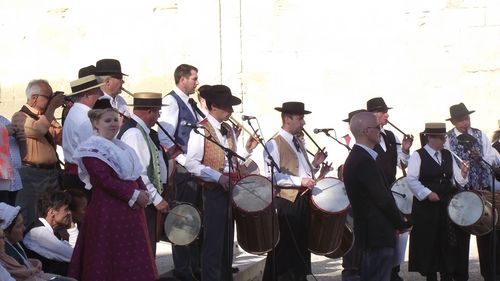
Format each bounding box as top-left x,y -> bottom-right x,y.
246,119 -> 280,281
322,130 -> 351,151
191,127 -> 245,279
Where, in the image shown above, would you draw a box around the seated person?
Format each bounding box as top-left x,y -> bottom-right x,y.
0,204 -> 75,280
21,191 -> 75,276
53,189 -> 86,247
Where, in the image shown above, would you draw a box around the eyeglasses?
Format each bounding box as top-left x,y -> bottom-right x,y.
36,95 -> 51,100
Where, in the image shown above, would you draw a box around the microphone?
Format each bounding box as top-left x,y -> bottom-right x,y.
457,133 -> 477,150
180,120 -> 203,129
313,128 -> 335,134
241,115 -> 256,121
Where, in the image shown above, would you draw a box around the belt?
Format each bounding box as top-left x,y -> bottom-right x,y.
64,163 -> 78,175
22,162 -> 58,170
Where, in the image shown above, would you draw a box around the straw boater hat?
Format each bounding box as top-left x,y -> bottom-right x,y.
419,122 -> 446,147
0,202 -> 21,230
274,101 -> 311,115
130,92 -> 167,108
68,75 -> 105,96
446,103 -> 475,121
343,109 -> 366,122
201,85 -> 241,107
366,97 -> 392,112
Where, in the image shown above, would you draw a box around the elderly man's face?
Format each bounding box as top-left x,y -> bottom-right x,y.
31,83 -> 54,111
373,110 -> 389,126
451,115 -> 471,134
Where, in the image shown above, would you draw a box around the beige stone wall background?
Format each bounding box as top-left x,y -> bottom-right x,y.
0,0 -> 499,169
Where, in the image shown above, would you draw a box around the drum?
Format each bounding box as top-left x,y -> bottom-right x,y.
391,177 -> 413,215
447,191 -> 497,236
232,175 -> 279,255
478,189 -> 500,230
325,212 -> 355,259
164,203 -> 202,245
308,177 -> 350,255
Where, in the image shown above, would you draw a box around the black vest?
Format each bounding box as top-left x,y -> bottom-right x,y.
374,130 -> 398,185
417,148 -> 455,200
22,219 -> 69,276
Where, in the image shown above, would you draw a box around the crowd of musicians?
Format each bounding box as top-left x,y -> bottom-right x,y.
0,59 -> 499,281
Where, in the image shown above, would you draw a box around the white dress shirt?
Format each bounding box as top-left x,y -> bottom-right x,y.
379,127 -> 410,167
407,144 -> 468,201
99,92 -> 130,117
264,129 -> 315,187
22,218 -> 74,262
158,87 -> 200,166
120,115 -> 167,206
185,114 -> 249,183
62,102 -> 93,164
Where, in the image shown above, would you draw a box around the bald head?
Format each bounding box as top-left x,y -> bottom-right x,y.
350,112 -> 380,147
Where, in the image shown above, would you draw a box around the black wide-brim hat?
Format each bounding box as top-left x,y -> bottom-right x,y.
129,92 -> 168,108
446,102 -> 475,121
367,97 -> 392,112
201,85 -> 241,107
343,109 -> 366,122
78,65 -> 96,78
274,102 -> 311,115
95,59 -> 128,78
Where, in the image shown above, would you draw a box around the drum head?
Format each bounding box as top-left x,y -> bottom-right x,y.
312,178 -> 349,213
391,177 -> 413,215
164,204 -> 201,246
232,175 -> 272,212
448,191 -> 483,227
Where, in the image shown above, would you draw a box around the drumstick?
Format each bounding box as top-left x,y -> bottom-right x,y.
391,190 -> 407,198
167,211 -> 190,219
449,150 -> 469,168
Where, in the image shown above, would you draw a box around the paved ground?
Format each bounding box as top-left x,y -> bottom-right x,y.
156,236 -> 484,281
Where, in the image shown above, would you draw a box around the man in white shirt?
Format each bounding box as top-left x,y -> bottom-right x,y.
95,58 -> 130,118
62,74 -> 104,196
22,190 -> 75,276
444,103 -> 500,281
118,92 -> 169,254
184,85 -> 257,281
261,102 -> 326,281
407,122 -> 469,281
158,64 -> 203,281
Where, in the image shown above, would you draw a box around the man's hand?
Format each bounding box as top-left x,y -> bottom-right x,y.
427,192 -> 440,202
155,199 -> 169,214
301,178 -> 315,189
44,93 -> 65,120
245,136 -> 259,153
136,190 -> 150,208
460,160 -> 470,178
218,174 -> 231,191
402,135 -> 413,154
312,150 -> 327,167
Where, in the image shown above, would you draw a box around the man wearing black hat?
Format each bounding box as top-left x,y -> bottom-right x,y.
407,122 -> 469,281
95,58 -> 130,118
184,85 -> 257,281
445,102 -> 500,281
343,111 -> 411,281
366,97 -> 413,281
62,75 -> 104,196
118,92 -> 169,254
158,64 -> 203,280
261,101 -> 326,281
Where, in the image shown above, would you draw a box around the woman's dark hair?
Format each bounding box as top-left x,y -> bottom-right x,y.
4,213 -> 21,234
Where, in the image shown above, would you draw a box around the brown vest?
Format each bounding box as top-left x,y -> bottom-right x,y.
200,119 -> 237,174
273,134 -> 313,202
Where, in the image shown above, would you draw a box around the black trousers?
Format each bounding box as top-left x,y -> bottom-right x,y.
477,230 -> 500,281
171,164 -> 202,277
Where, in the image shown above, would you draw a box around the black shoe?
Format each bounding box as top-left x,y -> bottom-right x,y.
232,267 -> 240,273
173,271 -> 199,281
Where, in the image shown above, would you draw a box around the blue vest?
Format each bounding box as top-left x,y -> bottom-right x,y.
447,128 -> 489,189
171,92 -> 197,152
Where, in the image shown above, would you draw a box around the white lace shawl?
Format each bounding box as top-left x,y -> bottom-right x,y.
73,135 -> 143,189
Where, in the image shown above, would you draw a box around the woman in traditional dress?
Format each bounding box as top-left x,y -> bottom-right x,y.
68,107 -> 158,281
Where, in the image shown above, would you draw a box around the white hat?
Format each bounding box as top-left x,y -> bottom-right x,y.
0,203 -> 21,230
